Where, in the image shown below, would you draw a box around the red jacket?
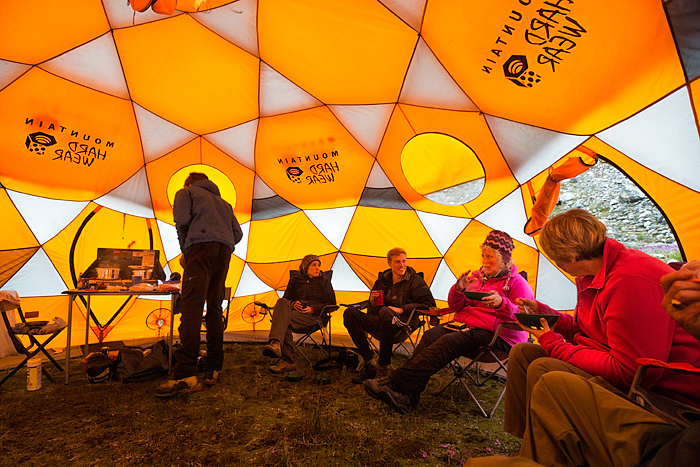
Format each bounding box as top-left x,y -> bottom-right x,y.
537,238 -> 700,408
447,265 -> 533,346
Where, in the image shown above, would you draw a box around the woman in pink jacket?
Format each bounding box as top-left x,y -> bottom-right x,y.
504,209 -> 700,438
364,230 -> 533,414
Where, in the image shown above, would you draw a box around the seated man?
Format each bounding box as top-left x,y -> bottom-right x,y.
464,260 -> 700,467
504,209 -> 700,437
344,247 -> 435,383
364,230 -> 534,413
262,254 -> 336,374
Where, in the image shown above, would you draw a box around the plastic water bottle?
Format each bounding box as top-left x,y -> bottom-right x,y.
27,357 -> 42,391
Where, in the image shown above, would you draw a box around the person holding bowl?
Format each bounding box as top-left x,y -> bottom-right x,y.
504,209 -> 700,438
364,230 -> 533,413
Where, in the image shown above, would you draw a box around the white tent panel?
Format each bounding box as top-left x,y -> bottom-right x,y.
381,0 -> 427,31
366,161 -> 394,188
416,211 -> 470,256
3,248 -> 67,297
156,219 -> 181,262
305,206 -> 356,250
431,259 -> 457,301
232,221 -> 250,261
328,104 -> 394,156
234,263 -> 273,297
193,0 -> 259,57
95,167 -> 155,218
8,190 -> 88,245
134,103 -> 197,163
40,32 -> 130,99
597,86 -> 700,192
259,62 -> 322,117
205,119 -> 259,171
486,114 -> 588,185
252,174 -> 277,199
535,254 -> 577,310
331,253 -> 370,293
476,190 -> 537,248
0,59 -> 31,91
400,38 -> 478,111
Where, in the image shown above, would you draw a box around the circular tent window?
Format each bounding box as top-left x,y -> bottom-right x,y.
167,164 -> 238,208
401,133 -> 485,206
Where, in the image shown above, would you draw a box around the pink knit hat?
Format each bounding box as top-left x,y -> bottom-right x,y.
482,230 -> 515,264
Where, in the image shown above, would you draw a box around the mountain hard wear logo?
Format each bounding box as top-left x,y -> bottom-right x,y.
503,55 -> 542,88
286,167 -> 304,183
25,132 -> 57,155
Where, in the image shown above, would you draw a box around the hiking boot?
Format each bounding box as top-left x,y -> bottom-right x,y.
363,376 -> 392,400
155,376 -> 201,398
263,340 -> 282,359
203,370 -> 220,387
379,386 -> 413,414
351,360 -> 377,384
269,360 -> 297,374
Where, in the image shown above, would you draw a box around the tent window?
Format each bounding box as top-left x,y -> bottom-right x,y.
400,133 -> 485,206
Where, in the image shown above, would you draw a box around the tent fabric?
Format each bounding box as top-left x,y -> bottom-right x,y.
0,0 -> 699,349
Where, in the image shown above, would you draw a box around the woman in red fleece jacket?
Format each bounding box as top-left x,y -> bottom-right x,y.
503,209 -> 700,438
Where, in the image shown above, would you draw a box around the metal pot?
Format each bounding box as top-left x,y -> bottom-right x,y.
130,267 -> 153,280
96,267 -> 120,280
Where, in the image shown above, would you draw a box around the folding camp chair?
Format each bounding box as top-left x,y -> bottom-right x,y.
627,357 -> 700,428
432,321 -> 522,418
254,270 -> 339,366
1,292 -> 66,387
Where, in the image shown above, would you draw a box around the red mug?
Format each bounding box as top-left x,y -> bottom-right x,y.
373,290 -> 384,306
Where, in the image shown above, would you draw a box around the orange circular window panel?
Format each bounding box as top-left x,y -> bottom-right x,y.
167,165 -> 237,209
401,133 -> 485,206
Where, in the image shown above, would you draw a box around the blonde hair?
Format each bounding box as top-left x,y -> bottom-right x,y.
540,209 -> 606,263
387,247 -> 407,264
481,245 -> 513,270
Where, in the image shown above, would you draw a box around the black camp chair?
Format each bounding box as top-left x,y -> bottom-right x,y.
254,270 -> 339,366
1,299 -> 66,387
340,271 -> 428,364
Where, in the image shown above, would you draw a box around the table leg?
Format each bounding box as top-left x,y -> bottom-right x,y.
65,295 -> 74,385
84,295 -> 91,358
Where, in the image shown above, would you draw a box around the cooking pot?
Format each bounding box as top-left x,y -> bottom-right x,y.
129,267 -> 153,280
96,267 -> 120,280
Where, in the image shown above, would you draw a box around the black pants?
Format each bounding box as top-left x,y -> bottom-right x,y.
389,324 -> 510,403
343,306 -> 417,366
173,242 -> 231,379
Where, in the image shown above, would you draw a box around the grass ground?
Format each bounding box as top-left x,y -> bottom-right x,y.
0,343 -> 520,466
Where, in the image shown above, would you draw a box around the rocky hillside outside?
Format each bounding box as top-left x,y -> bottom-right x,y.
550,159 -> 681,262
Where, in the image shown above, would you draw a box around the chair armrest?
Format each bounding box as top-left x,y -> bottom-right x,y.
339,300 -> 369,310
414,307 -> 453,317
253,301 -> 272,312
488,321 -> 521,347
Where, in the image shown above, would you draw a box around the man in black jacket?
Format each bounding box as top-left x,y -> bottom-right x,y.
344,247 -> 435,384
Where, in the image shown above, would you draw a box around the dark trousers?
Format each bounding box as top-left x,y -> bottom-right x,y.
173,242 -> 231,379
343,306 -> 416,366
389,324 -> 510,402
267,298 -> 319,364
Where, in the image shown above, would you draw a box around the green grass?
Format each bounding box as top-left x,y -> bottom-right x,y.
0,344 -> 519,466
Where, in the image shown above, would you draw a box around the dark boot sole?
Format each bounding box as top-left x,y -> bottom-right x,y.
379,388 -> 411,414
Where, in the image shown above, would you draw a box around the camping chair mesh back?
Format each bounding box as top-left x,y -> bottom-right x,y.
256,269 -> 339,366
432,321 -> 521,418
1,303 -> 65,387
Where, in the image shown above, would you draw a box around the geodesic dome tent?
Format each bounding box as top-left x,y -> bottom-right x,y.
1,0 -> 699,349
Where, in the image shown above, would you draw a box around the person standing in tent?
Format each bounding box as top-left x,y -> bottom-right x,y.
344,247 -> 436,384
364,230 -> 533,414
262,254 -> 336,374
503,209 -> 700,437
156,172 -> 243,398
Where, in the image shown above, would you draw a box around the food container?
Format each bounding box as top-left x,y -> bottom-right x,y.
95,267 -> 120,280
129,266 -> 153,280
